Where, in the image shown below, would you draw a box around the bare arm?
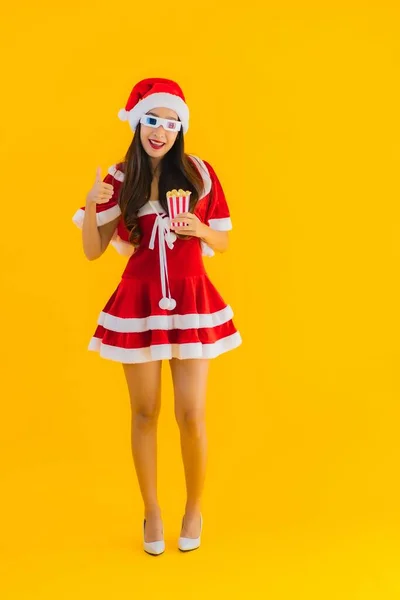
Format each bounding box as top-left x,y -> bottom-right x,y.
81,166 -> 119,260
199,226 -> 229,253
82,201 -> 120,260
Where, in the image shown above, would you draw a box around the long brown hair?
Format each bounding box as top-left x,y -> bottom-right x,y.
117,125 -> 204,246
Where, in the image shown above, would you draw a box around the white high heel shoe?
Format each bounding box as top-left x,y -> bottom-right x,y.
143,519 -> 165,556
178,513 -> 203,552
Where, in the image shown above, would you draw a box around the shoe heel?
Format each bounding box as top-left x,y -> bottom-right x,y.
143,519 -> 165,556
178,513 -> 203,552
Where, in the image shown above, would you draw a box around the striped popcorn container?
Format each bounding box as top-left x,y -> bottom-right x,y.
166,189 -> 191,228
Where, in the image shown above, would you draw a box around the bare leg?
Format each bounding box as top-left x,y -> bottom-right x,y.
169,357 -> 210,538
122,360 -> 163,543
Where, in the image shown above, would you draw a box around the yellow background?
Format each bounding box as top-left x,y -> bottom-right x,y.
1,1 -> 399,598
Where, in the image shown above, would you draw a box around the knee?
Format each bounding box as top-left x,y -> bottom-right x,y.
132,403 -> 160,431
176,408 -> 205,439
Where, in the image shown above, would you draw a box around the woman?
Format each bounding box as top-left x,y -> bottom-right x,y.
73,78 -> 242,555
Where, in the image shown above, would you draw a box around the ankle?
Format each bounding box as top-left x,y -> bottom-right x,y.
144,505 -> 162,519
184,504 -> 201,518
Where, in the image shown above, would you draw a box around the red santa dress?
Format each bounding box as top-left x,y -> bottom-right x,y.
72,154 -> 242,363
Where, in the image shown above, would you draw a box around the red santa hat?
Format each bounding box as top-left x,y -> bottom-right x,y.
118,78 -> 190,133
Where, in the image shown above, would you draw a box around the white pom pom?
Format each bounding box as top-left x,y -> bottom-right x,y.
118,108 -> 129,121
159,297 -> 171,310
159,297 -> 177,310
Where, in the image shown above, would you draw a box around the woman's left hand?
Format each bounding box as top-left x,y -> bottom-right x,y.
170,213 -> 207,238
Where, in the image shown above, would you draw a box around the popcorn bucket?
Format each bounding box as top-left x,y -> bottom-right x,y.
167,189 -> 191,228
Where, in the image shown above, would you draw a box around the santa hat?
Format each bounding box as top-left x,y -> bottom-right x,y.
118,78 -> 189,133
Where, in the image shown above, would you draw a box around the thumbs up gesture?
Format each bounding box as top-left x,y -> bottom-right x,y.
86,167 -> 114,205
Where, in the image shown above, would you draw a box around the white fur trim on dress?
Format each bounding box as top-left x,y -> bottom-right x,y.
88,331 -> 242,363
72,204 -> 122,229
108,165 -> 125,182
98,304 -> 234,333
208,217 -> 232,231
137,201 -> 165,218
120,92 -> 190,134
200,241 -> 215,257
188,155 -> 212,199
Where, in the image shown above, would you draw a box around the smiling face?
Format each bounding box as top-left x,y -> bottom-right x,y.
140,107 -> 180,160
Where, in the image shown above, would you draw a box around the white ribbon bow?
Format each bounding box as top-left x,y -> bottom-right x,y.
148,202 -> 177,310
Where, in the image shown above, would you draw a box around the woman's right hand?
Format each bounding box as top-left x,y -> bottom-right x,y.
86,167 -> 114,205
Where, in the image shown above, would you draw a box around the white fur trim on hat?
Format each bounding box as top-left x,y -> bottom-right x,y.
119,92 -> 189,133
